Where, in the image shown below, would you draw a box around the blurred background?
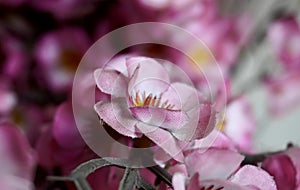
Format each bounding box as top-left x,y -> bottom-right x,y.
1,0 -> 300,189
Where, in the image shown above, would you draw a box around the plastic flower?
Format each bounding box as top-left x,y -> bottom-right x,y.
262,146 -> 300,190
94,56 -> 216,162
172,148 -> 277,190
0,122 -> 36,189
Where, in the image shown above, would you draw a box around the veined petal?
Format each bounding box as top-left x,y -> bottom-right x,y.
230,165 -> 277,190
94,99 -> 140,138
94,68 -> 127,97
172,103 -> 215,141
262,154 -> 296,190
162,82 -> 201,111
130,107 -> 188,131
127,57 -> 170,97
185,148 -> 244,181
136,122 -> 184,162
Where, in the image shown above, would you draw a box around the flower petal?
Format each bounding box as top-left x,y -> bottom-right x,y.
0,122 -> 36,180
136,122 -> 184,162
94,99 -> 140,138
130,107 -> 189,131
173,173 -> 186,190
52,101 -> 85,149
285,147 -> 300,187
185,148 -> 244,180
127,57 -> 170,97
172,103 -> 215,141
230,165 -> 277,190
262,154 -> 296,190
94,68 -> 128,97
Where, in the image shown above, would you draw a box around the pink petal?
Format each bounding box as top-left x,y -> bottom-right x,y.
0,175 -> 34,190
172,103 -> 215,141
262,154 -> 296,190
162,82 -> 201,111
200,179 -> 253,190
127,57 -> 170,97
230,165 -> 277,190
185,148 -> 244,180
286,147 -> 300,187
136,122 -> 184,162
52,101 -> 85,149
224,96 -> 256,152
94,99 -> 140,138
187,174 -> 201,190
0,122 -> 36,180
189,129 -> 237,151
130,107 -> 188,131
173,173 -> 186,190
94,68 -> 128,97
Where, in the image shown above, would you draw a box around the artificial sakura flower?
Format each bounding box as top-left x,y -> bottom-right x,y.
34,27 -> 90,93
0,122 -> 36,190
172,148 -> 277,190
267,17 -> 300,70
262,146 -> 300,190
94,55 -> 216,162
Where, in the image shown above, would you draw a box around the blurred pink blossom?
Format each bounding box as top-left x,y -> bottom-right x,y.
222,96 -> 257,153
0,122 -> 36,190
34,27 -> 90,93
265,71 -> 300,115
268,17 -> 300,70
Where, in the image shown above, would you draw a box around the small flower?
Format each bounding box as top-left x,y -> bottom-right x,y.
268,17 -> 300,70
34,27 -> 90,93
172,148 -> 277,190
94,55 -> 216,162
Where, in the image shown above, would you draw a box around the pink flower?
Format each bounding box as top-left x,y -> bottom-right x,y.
34,27 -> 90,93
94,56 -> 216,162
172,148 -> 277,190
0,122 -> 36,189
268,17 -> 300,70
262,146 -> 300,190
222,96 -> 257,152
265,71 -> 300,115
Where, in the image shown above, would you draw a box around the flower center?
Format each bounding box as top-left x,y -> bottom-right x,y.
129,91 -> 174,109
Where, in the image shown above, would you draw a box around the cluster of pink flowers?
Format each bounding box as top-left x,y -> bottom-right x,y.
0,0 -> 300,190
